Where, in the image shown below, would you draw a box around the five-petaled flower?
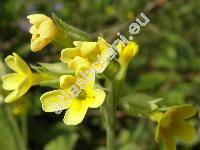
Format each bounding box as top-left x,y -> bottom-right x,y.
40,74 -> 106,125
154,104 -> 196,150
2,53 -> 35,103
61,37 -> 111,74
27,14 -> 57,52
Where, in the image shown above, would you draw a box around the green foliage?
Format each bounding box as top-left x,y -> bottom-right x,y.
0,108 -> 18,150
0,0 -> 199,149
44,134 -> 78,150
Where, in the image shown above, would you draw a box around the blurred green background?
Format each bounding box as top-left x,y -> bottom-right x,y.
0,0 -> 199,150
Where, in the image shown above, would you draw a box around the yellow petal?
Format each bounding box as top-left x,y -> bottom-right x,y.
60,75 -> 76,89
5,55 -> 18,72
68,56 -> 90,73
74,41 -> 98,55
29,25 -> 38,34
83,76 -> 95,92
5,90 -> 19,103
31,36 -> 51,52
88,89 -> 105,108
117,42 -> 124,55
60,48 -> 82,63
173,104 -> 196,119
27,14 -> 49,25
5,77 -> 30,103
13,53 -> 32,75
39,20 -> 56,38
161,128 -> 176,150
123,42 -> 139,57
63,100 -> 88,125
173,119 -> 196,142
2,73 -> 24,90
40,90 -> 71,112
98,37 -> 111,54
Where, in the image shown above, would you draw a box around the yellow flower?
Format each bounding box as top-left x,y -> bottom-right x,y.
1,53 -> 35,103
27,14 -> 57,52
118,42 -> 139,66
154,104 -> 196,150
40,74 -> 106,125
61,37 -> 112,74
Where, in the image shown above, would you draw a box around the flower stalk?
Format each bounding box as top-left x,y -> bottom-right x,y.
6,106 -> 27,150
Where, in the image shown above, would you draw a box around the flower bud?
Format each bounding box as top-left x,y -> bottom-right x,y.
27,14 -> 57,52
118,42 -> 139,66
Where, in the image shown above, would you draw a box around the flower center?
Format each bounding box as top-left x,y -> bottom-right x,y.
77,90 -> 87,100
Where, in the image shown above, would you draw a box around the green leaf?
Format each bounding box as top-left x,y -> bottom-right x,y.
120,93 -> 163,117
52,13 -> 91,42
135,71 -> 166,91
44,134 -> 78,150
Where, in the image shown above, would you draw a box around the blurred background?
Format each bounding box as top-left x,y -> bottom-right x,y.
0,0 -> 199,149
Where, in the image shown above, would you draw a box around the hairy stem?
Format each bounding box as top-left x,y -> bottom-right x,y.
103,80 -> 116,150
6,107 -> 27,150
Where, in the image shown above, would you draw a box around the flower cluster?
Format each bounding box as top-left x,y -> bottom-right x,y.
1,13 -> 197,150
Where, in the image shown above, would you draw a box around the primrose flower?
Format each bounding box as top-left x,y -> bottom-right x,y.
1,53 -> 35,103
40,74 -> 106,125
27,14 -> 57,52
154,104 -> 196,150
117,41 -> 139,66
61,37 -> 112,74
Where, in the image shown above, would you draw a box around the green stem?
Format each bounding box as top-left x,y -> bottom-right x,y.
106,124 -> 114,150
103,65 -> 128,150
103,80 -> 116,150
20,114 -> 28,148
6,107 -> 26,150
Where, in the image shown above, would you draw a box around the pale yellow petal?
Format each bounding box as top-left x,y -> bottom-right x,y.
13,53 -> 31,75
60,75 -> 76,89
173,120 -> 196,142
173,104 -> 196,119
68,56 -> 90,73
31,36 -> 51,52
98,37 -> 111,54
5,77 -> 30,103
88,89 -> 105,108
40,90 -> 71,112
74,41 -> 98,55
5,90 -> 19,103
5,55 -> 18,72
27,14 -> 49,25
63,100 -> 88,125
161,128 -> 176,150
29,25 -> 38,34
1,73 -> 23,90
39,20 -> 56,38
60,48 -> 81,63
